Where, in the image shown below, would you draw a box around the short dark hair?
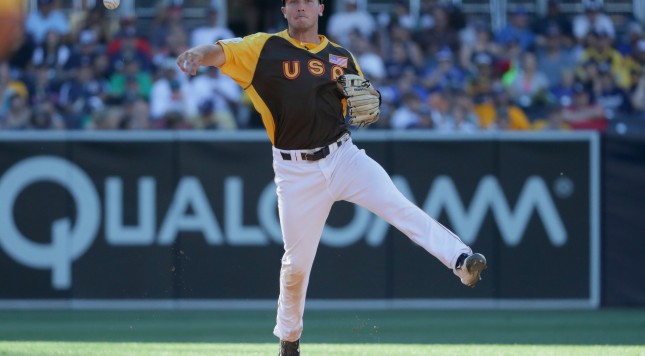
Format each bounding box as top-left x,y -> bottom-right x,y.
282,0 -> 323,6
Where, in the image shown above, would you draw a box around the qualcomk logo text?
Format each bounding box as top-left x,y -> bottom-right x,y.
0,156 -> 569,290
0,157 -> 100,289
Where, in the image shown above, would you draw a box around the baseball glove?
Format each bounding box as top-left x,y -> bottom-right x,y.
337,74 -> 381,127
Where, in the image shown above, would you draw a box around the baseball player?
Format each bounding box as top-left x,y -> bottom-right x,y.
177,1 -> 486,355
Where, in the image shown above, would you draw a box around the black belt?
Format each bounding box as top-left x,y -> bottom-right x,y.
280,138 -> 345,162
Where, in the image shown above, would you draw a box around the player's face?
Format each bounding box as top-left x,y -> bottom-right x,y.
282,0 -> 323,31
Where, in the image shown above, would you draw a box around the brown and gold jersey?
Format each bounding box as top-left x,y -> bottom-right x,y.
217,30 -> 363,149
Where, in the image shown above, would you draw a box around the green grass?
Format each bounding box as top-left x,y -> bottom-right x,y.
0,309 -> 643,355
0,342 -> 643,356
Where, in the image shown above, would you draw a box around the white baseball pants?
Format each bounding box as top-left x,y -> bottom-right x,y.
271,135 -> 472,342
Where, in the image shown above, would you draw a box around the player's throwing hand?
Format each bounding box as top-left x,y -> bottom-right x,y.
176,44 -> 225,76
176,51 -> 201,76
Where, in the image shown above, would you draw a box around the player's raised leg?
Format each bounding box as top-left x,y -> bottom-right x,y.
330,142 -> 487,286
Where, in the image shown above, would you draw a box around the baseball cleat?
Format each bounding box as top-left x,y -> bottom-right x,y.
453,253 -> 487,287
279,339 -> 300,356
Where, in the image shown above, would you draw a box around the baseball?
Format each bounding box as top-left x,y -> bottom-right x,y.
103,0 -> 120,10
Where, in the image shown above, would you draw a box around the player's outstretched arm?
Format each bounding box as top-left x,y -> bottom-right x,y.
176,44 -> 225,76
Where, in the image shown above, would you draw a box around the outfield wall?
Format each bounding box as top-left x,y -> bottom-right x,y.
602,134 -> 645,306
0,131 -> 605,308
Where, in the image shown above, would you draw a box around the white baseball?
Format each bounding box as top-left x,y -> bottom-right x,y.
103,0 -> 120,10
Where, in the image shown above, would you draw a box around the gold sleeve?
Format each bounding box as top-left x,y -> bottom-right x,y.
217,33 -> 272,89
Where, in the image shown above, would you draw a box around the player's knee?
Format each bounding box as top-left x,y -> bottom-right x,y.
281,262 -> 307,289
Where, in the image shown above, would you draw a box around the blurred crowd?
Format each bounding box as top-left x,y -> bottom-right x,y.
1,0 -> 644,132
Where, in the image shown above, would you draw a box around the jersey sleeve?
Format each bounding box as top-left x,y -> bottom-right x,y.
217,33 -> 272,89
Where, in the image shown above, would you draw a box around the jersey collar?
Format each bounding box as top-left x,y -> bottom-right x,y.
278,29 -> 329,53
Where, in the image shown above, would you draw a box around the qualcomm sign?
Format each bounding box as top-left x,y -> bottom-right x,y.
0,156 -> 568,290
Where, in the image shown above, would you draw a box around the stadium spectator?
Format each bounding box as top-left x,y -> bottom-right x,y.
536,24 -> 578,86
349,33 -> 387,81
29,102 -> 65,129
384,40 -> 422,81
425,91 -> 455,131
149,4 -> 187,51
435,90 -> 479,132
107,16 -> 153,60
624,39 -> 645,90
496,7 -> 536,52
64,29 -> 99,75
593,68 -> 633,119
107,27 -> 153,74
508,51 -> 550,115
189,66 -> 242,126
446,105 -> 479,132
617,21 -> 644,56
8,31 -> 36,73
460,21 -> 501,73
632,72 -> 645,112
1,93 -> 31,129
414,4 -> 461,58
160,110 -> 192,130
498,37 -> 525,85
532,0 -> 573,44
25,0 -> 70,45
453,89 -> 481,126
31,30 -> 70,74
58,61 -> 109,128
152,25 -> 190,77
369,79 -> 398,129
474,84 -> 531,130
376,0 -> 421,31
394,68 -> 429,107
26,65 -> 60,108
190,99 -> 237,130
533,105 -> 570,130
422,47 -> 466,93
190,7 -> 234,47
577,31 -> 629,89
562,83 -> 607,131
121,98 -> 151,130
445,2 -> 469,34
92,53 -> 111,81
227,0 -> 284,36
326,0 -> 376,47
466,52 -> 499,104
382,22 -> 424,73
227,0 -> 261,35
69,5 -> 118,46
390,91 -> 429,129
149,59 -> 191,123
88,106 -> 125,130
549,69 -> 577,108
418,0 -> 437,21
576,59 -> 602,92
108,55 -> 153,102
0,62 -> 29,118
573,0 -> 615,43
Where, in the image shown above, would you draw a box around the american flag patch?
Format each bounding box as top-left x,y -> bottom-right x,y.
329,54 -> 348,68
